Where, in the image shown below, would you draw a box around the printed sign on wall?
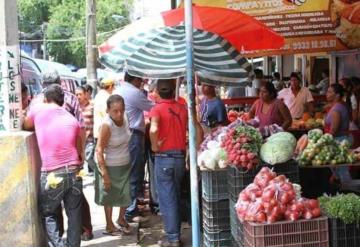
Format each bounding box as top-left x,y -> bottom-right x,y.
190,0 -> 360,55
0,46 -> 22,131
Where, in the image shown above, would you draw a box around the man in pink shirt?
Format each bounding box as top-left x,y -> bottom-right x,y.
24,84 -> 84,247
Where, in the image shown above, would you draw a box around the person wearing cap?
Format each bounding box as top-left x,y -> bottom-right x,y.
93,78 -> 115,140
199,84 -> 228,129
29,69 -> 84,126
114,72 -> 154,223
278,72 -> 315,119
149,79 -> 203,247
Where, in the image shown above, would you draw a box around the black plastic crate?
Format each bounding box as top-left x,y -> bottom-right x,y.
230,198 -> 244,247
202,169 -> 228,202
227,165 -> 261,201
203,229 -> 232,247
202,199 -> 230,231
263,159 -> 300,184
329,217 -> 360,247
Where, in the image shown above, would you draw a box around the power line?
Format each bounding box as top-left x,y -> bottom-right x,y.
19,26 -> 124,43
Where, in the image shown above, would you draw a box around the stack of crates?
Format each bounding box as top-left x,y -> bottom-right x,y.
201,169 -> 231,246
228,165 -> 262,247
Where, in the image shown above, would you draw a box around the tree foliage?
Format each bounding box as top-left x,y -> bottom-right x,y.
18,0 -> 131,67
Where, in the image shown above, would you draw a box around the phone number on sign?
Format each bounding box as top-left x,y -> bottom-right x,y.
291,40 -> 337,50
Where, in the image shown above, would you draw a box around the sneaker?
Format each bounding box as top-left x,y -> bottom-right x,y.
127,215 -> 149,223
158,238 -> 180,247
81,232 -> 94,241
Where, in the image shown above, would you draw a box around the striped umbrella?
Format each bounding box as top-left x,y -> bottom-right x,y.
99,25 -> 252,86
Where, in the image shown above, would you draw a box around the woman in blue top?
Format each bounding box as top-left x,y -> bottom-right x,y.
199,84 -> 228,129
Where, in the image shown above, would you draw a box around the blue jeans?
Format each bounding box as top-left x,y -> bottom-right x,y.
155,151 -> 185,242
39,169 -> 83,247
125,130 -> 145,219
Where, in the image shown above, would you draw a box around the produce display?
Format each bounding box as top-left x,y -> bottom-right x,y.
221,124 -> 262,170
198,126 -> 228,170
291,112 -> 324,130
236,167 -> 322,223
260,132 -> 297,165
297,129 -> 358,166
319,193 -> 360,224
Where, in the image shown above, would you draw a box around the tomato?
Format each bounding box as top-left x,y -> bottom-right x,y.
289,211 -> 300,221
272,206 -> 282,218
287,190 -> 296,200
280,193 -> 290,205
304,210 -> 313,219
267,215 -> 277,223
312,208 -> 321,218
281,183 -> 293,192
262,188 -> 275,202
308,199 -> 319,209
256,212 -> 267,223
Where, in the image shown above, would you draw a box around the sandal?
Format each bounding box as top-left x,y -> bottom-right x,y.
117,221 -> 132,235
102,227 -> 122,236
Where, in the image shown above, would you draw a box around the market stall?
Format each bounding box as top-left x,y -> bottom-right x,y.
198,116 -> 360,246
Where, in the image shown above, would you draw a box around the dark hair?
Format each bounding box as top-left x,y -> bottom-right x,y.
106,94 -> 124,109
330,83 -> 345,98
351,76 -> 360,88
254,69 -> 264,79
76,86 -> 86,93
273,72 -> 280,80
322,69 -> 329,77
21,82 -> 28,93
290,72 -> 301,82
262,82 -> 278,99
83,84 -> 93,94
44,84 -> 64,106
157,79 -> 175,99
124,72 -> 142,83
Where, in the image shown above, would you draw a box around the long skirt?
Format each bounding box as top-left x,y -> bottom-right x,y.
95,164 -> 131,207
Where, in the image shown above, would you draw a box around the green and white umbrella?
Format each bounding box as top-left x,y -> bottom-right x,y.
99,25 -> 252,86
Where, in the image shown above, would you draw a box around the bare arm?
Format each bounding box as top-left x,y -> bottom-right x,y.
23,116 -> 34,131
149,116 -> 161,152
330,111 -> 341,136
76,128 -> 85,164
248,101 -> 257,119
278,102 -> 292,130
95,124 -> 112,190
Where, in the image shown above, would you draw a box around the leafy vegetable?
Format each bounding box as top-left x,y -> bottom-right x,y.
319,193 -> 360,224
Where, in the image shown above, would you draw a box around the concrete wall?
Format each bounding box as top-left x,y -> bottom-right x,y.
0,131 -> 45,247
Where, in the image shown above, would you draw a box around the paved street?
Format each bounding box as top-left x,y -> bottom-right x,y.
77,174 -> 193,247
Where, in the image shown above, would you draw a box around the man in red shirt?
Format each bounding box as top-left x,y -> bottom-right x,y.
149,79 -> 202,247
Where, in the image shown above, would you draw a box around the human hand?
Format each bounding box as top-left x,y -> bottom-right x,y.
102,174 -> 111,191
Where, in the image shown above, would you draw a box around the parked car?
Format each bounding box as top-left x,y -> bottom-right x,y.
34,59 -> 81,94
20,53 -> 43,98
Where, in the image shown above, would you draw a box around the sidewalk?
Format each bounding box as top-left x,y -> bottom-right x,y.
79,175 -> 193,247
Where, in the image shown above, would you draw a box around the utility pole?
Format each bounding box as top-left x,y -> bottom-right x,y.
0,0 -> 22,131
86,0 -> 98,95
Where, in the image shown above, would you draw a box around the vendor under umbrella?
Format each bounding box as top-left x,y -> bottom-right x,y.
248,82 -> 292,130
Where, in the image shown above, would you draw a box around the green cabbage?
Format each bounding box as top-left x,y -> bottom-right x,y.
260,132 -> 296,165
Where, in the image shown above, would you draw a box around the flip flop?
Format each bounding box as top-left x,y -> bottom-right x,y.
117,222 -> 132,235
102,228 -> 122,236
